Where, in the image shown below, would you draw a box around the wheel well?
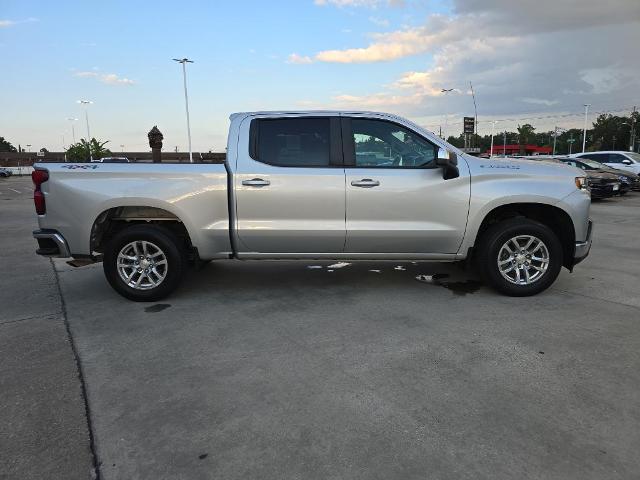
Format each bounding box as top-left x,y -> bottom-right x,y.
475,203 -> 575,269
91,206 -> 197,260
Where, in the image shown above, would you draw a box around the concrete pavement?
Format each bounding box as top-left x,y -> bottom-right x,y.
59,196 -> 640,478
0,177 -> 95,480
2,175 -> 639,479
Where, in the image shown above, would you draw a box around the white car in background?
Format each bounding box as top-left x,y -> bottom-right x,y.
572,151 -> 640,175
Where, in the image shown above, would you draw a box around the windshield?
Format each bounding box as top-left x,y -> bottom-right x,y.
627,152 -> 640,163
580,159 -> 608,169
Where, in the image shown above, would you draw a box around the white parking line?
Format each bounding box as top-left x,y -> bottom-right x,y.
8,188 -> 21,193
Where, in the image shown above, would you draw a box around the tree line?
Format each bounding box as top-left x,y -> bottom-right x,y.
446,111 -> 639,155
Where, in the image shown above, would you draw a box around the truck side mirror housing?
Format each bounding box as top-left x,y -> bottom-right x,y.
436,147 -> 459,180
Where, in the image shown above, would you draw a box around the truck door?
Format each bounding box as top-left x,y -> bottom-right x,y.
234,116 -> 346,254
342,116 -> 470,254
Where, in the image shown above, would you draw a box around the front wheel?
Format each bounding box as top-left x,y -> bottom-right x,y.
476,218 -> 563,296
103,224 -> 185,301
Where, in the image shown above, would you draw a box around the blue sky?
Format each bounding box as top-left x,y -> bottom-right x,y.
1,0 -> 638,151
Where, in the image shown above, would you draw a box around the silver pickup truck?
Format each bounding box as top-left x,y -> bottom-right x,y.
32,111 -> 592,301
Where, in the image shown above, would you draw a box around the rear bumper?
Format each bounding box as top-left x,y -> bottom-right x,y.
33,229 -> 71,258
573,220 -> 593,265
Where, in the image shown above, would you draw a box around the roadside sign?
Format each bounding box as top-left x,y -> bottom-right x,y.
461,147 -> 480,153
36,151 -> 45,157
463,117 -> 475,134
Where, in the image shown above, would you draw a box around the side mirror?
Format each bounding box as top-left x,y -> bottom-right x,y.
435,147 -> 459,180
621,159 -> 632,165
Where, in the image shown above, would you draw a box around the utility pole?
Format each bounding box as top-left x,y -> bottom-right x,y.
67,117 -> 78,144
469,81 -> 478,147
553,127 -> 558,156
630,106 -> 636,152
78,100 -> 93,161
568,132 -> 575,154
503,131 -> 507,157
489,121 -> 496,158
173,58 -> 194,163
582,104 -> 591,153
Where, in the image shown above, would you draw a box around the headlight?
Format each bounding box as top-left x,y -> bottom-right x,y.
575,177 -> 589,190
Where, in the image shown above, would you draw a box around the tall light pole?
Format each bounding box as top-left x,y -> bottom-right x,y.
120,144 -> 125,153
503,131 -> 507,157
552,126 -> 566,156
26,144 -> 32,153
441,88 -> 454,140
582,104 -> 591,153
77,100 -> 93,160
173,58 -> 194,163
489,121 -> 496,158
67,117 -> 78,144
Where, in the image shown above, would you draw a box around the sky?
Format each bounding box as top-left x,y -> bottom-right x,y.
1,0 -> 639,152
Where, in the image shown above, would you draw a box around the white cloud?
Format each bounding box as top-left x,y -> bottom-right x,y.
521,98 -> 559,107
369,16 -> 389,27
301,0 -> 640,132
314,0 -> 403,7
0,17 -> 37,28
74,71 -> 135,86
287,53 -> 313,64
101,73 -> 135,86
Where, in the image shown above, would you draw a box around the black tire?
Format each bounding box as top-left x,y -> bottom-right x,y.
103,224 -> 185,302
475,218 -> 563,297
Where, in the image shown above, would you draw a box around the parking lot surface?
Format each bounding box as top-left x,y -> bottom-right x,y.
2,175 -> 640,479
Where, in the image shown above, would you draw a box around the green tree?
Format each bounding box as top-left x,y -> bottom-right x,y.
516,124 -> 536,154
590,114 -> 631,151
65,138 -> 111,162
0,136 -> 17,152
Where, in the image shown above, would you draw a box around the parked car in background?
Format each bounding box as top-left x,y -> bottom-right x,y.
521,156 -> 622,199
572,151 -> 640,175
561,157 -> 640,193
92,157 -> 130,163
0,167 -> 13,177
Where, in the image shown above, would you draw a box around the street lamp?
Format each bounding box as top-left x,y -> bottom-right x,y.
120,144 -> 125,153
67,117 -> 78,144
489,121 -> 497,158
173,58 -> 194,163
552,126 -> 566,155
77,100 -> 93,160
26,144 -> 32,152
440,88 -> 454,140
582,104 -> 591,153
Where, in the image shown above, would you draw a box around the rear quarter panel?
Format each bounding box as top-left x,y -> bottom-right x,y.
35,163 -> 231,259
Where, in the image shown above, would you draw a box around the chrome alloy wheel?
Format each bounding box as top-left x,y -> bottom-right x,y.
497,235 -> 550,285
116,240 -> 168,290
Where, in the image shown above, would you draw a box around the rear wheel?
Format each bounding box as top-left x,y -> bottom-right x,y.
103,224 -> 185,301
476,218 -> 563,296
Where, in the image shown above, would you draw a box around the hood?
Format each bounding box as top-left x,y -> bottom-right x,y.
469,156 -> 581,178
586,170 -> 620,181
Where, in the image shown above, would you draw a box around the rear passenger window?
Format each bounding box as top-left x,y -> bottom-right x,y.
607,154 -> 625,163
251,118 -> 331,167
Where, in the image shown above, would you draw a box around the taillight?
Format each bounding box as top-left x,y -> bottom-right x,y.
32,169 -> 49,215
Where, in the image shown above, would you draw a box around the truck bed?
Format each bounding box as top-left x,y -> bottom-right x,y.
34,162 -> 232,259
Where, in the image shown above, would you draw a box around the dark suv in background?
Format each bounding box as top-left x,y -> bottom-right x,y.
562,158 -> 640,193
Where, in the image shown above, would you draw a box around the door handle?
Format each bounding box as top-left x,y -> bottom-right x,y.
351,178 -> 380,188
242,178 -> 270,187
